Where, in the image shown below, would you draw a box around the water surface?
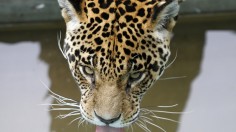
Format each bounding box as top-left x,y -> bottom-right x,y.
0,15 -> 236,132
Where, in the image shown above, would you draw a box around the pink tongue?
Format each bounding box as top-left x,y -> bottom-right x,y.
96,126 -> 124,132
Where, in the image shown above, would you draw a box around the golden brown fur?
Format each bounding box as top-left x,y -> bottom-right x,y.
57,0 -> 180,128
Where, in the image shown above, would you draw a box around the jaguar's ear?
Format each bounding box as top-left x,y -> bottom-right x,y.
151,0 -> 180,31
57,0 -> 85,23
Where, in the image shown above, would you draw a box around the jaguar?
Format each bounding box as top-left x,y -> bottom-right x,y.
55,0 -> 181,131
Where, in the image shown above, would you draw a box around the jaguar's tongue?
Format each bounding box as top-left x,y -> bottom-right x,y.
96,126 -> 124,132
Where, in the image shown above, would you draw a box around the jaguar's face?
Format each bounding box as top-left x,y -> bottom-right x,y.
58,0 -> 179,128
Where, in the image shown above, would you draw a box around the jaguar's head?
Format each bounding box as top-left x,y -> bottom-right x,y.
57,0 -> 180,128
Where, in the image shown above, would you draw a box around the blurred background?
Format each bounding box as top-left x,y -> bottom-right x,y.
0,0 -> 236,132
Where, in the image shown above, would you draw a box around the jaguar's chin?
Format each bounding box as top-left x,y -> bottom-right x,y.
80,104 -> 139,129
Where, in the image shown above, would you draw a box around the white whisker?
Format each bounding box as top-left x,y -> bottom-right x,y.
142,118 -> 166,132
141,107 -> 192,115
130,123 -> 134,132
69,117 -> 83,125
166,49 -> 178,69
158,104 -> 179,108
50,108 -> 79,111
57,31 -> 67,59
40,80 -> 77,103
140,108 -> 156,116
149,110 -> 192,114
77,118 -> 84,128
151,115 -> 180,123
137,120 -> 148,128
50,92 -> 77,103
135,121 -> 151,132
57,111 -> 81,119
40,80 -> 83,128
159,76 -> 186,80
78,119 -> 85,128
140,115 -> 153,121
42,103 -> 79,108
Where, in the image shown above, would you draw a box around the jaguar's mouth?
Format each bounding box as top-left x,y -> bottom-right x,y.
96,126 -> 124,132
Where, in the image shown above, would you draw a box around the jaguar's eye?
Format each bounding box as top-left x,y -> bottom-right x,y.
129,72 -> 143,82
82,66 -> 94,76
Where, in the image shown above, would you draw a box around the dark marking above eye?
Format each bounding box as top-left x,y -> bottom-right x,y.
125,4 -> 136,12
70,36 -> 75,41
69,54 -> 75,63
117,33 -> 123,43
123,31 -> 130,39
139,29 -> 145,34
125,15 -> 133,22
141,45 -> 145,50
96,46 -> 102,51
118,7 -> 125,15
86,23 -> 92,28
64,43 -> 70,52
138,0 -> 146,2
123,48 -> 131,55
130,23 -> 135,28
87,34 -> 92,39
127,28 -> 133,34
147,8 -> 152,18
94,37 -> 103,45
81,35 -> 86,40
115,0 -> 122,6
136,32 -> 141,37
75,49 -> 80,56
102,23 -> 110,32
92,26 -> 102,34
137,8 -> 145,17
141,40 -> 146,44
133,18 -> 139,23
120,22 -> 127,28
137,64 -> 143,70
90,23 -> 98,31
88,2 -> 95,8
92,8 -> 100,14
126,40 -> 134,47
95,17 -> 102,23
90,18 -> 94,23
101,12 -> 109,20
142,53 -> 146,59
102,32 -> 110,38
123,0 -> 131,5
148,61 -> 159,72
81,57 -> 90,65
109,8 -> 115,13
158,47 -> 163,54
83,30 -> 87,34
152,44 -> 157,48
143,19 -> 148,23
81,26 -> 85,30
147,55 -> 152,64
98,0 -> 113,9
84,7 -> 88,14
132,35 -> 138,41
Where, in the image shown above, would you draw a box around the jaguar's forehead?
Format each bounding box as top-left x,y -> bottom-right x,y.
65,0 -> 170,79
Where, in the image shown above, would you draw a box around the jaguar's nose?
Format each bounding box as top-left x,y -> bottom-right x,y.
94,111 -> 121,125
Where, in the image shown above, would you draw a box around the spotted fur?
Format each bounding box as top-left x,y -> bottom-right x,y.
58,0 -> 180,128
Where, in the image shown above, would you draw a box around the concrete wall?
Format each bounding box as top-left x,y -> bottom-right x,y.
0,0 -> 236,24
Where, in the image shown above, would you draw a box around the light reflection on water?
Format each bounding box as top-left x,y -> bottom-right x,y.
0,42 -> 51,132
0,17 -> 235,132
178,31 -> 236,132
